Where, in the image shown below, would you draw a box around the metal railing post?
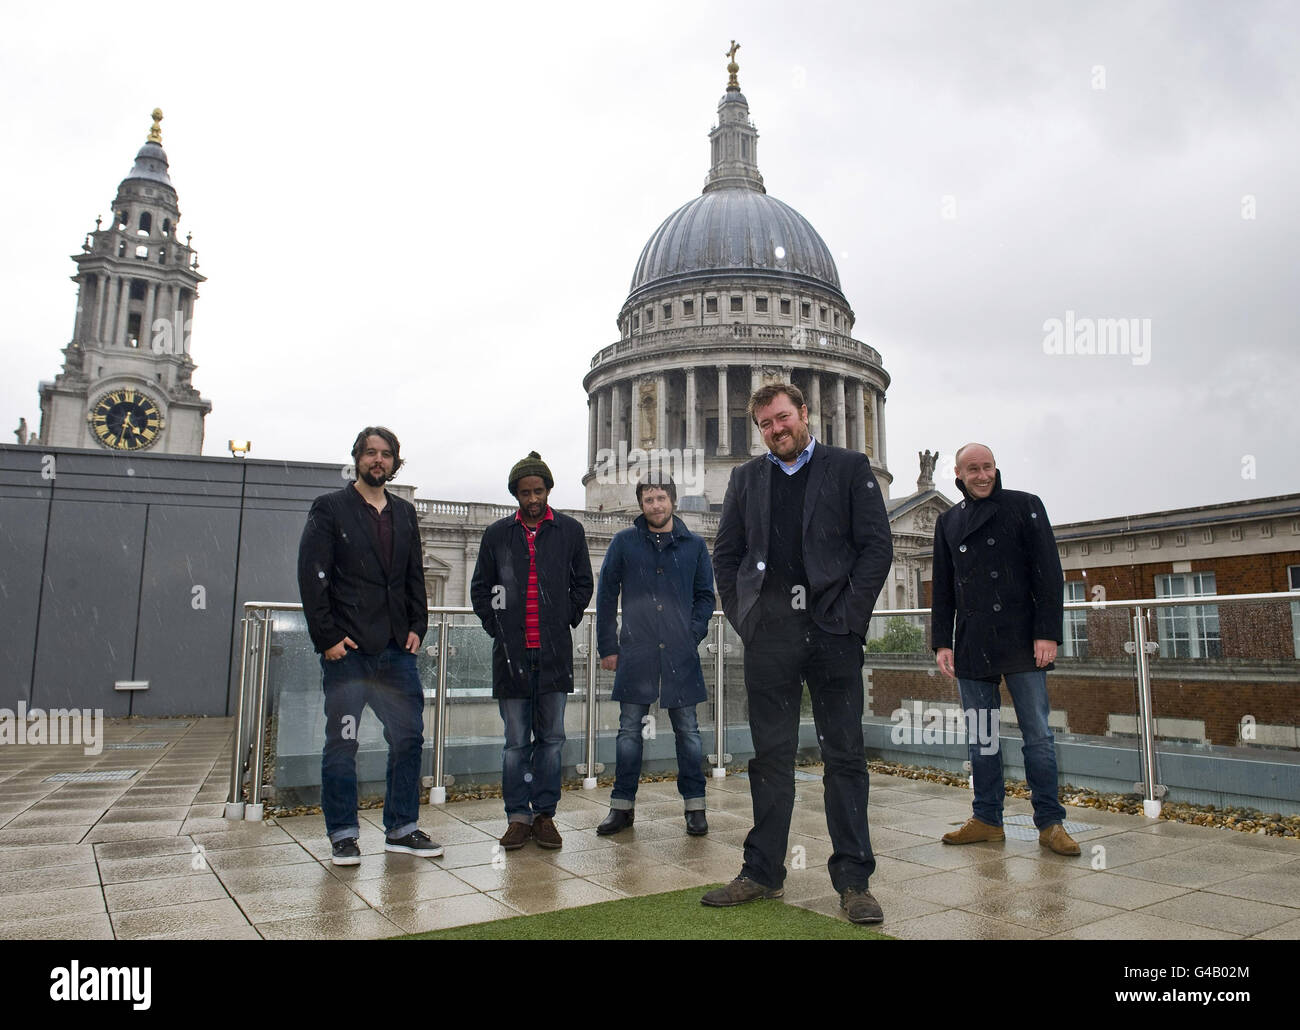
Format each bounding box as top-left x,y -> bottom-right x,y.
1132,605 -> 1163,818
224,609 -> 255,819
582,615 -> 599,789
711,615 -> 728,778
244,609 -> 273,820
430,618 -> 450,804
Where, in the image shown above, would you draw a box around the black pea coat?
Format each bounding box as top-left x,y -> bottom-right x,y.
469,509 -> 594,698
713,442 -> 893,644
296,486 -> 428,656
930,470 -> 1064,680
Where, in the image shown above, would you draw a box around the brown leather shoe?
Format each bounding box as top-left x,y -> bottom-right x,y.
532,814 -> 563,849
1039,823 -> 1081,856
942,817 -> 1006,845
700,876 -> 784,907
499,820 -> 532,851
840,888 -> 884,925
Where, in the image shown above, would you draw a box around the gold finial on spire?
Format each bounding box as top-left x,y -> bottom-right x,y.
148,108 -> 164,144
725,40 -> 741,91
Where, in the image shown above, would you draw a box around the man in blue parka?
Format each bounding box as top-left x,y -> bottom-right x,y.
595,476 -> 716,836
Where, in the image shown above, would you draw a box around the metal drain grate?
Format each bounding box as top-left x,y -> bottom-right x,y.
104,742 -> 169,750
44,770 -> 139,783
1002,815 -> 1098,841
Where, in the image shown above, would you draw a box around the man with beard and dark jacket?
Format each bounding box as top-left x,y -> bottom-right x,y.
931,442 -> 1080,857
470,452 -> 593,851
703,383 -> 893,926
594,476 -> 716,837
297,426 -> 442,866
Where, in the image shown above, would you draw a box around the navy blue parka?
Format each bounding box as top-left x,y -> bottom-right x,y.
596,514 -> 716,708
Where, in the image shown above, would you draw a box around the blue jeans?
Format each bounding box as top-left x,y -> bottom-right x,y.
498,660 -> 567,823
958,670 -> 1067,830
610,703 -> 706,811
320,642 -> 425,843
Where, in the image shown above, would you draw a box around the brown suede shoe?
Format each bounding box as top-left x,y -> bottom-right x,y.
499,821 -> 532,851
1039,823 -> 1081,856
700,876 -> 784,907
532,814 -> 563,849
840,888 -> 884,925
941,817 -> 1006,845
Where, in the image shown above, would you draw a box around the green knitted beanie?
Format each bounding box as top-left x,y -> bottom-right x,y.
508,451 -> 554,495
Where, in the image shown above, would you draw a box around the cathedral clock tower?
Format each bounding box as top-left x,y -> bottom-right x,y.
37,109 -> 212,453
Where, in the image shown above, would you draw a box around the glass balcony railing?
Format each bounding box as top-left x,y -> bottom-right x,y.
225,592 -> 1299,821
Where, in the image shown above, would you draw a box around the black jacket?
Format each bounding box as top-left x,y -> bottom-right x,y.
296,485 -> 428,655
930,470 -> 1064,680
713,442 -> 893,643
469,509 -> 594,698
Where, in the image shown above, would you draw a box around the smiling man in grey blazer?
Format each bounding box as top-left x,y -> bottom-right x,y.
703,383 -> 893,924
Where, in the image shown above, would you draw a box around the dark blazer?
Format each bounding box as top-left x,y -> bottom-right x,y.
596,514 -> 715,708
930,470 -> 1064,680
713,442 -> 893,643
469,509 -> 594,698
297,485 -> 428,656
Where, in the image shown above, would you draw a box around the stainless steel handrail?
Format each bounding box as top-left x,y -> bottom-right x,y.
226,593 -> 1299,820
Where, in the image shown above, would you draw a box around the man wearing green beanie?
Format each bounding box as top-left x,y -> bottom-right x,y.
470,452 -> 593,850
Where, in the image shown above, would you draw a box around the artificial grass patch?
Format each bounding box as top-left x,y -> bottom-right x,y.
396,885 -> 893,940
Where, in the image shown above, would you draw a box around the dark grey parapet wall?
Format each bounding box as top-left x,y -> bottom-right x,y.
0,444 -> 344,716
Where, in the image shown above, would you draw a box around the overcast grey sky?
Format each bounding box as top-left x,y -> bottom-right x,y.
3,0 -> 1296,523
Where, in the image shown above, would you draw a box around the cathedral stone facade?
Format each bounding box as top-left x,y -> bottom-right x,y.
583,53 -> 893,514
36,109 -> 211,454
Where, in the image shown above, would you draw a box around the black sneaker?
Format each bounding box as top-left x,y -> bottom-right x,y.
384,829 -> 444,857
331,837 -> 361,866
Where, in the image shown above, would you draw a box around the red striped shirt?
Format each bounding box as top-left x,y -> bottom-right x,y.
515,507 -> 554,648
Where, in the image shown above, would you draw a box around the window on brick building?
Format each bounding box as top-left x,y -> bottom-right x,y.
1155,573 -> 1220,658
1063,581 -> 1088,658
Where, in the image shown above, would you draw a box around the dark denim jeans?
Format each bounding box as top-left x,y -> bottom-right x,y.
610,702 -> 706,811
957,670 -> 1067,830
320,641 -> 424,843
741,623 -> 874,893
498,658 -> 567,823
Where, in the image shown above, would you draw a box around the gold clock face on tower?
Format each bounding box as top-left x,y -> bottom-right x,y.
88,389 -> 165,450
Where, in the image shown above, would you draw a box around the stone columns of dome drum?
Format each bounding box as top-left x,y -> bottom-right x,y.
616,381 -> 628,449
877,391 -> 888,465
630,376 -> 642,452
685,367 -> 698,451
852,379 -> 867,454
656,373 -> 667,450
750,366 -> 762,454
834,375 -> 847,450
590,392 -> 602,468
114,277 -> 131,348
717,367 -> 730,456
809,374 -> 822,442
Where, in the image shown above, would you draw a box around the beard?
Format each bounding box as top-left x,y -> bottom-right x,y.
358,466 -> 388,488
